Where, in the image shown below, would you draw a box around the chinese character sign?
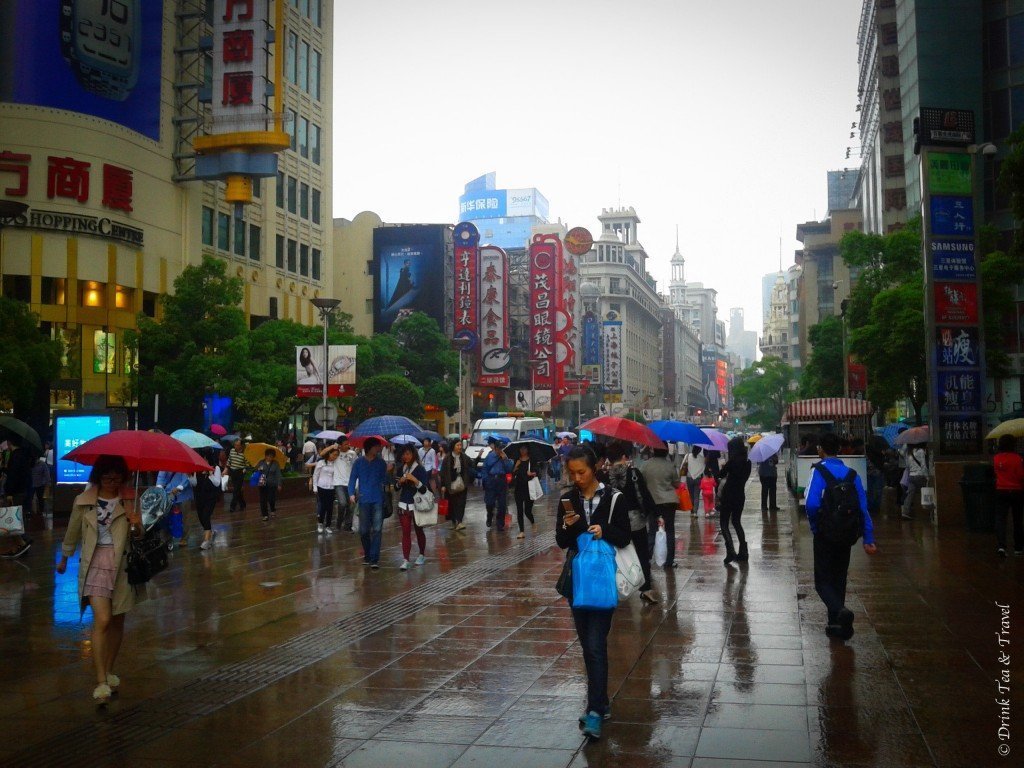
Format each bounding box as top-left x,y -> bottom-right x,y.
936,327 -> 979,367
453,243 -> 478,346
602,320 -> 623,395
478,245 -> 510,388
929,195 -> 974,237
934,282 -> 978,324
529,235 -> 560,391
553,244 -> 580,406
930,240 -> 976,281
211,0 -> 270,128
583,312 -> 600,365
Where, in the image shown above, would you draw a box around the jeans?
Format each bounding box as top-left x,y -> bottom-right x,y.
686,476 -> 701,514
485,479 -> 508,529
259,486 -> 277,518
648,503 -> 677,566
334,487 -> 353,529
316,487 -> 335,527
760,477 -> 777,510
514,495 -> 535,531
228,469 -> 246,511
995,490 -> 1024,551
358,502 -> 384,564
813,534 -> 852,624
571,607 -> 614,716
902,476 -> 928,517
720,502 -> 746,555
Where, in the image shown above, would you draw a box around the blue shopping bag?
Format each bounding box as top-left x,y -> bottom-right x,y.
571,532 -> 618,610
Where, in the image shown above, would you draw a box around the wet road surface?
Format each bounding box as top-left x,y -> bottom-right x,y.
0,472 -> 1018,767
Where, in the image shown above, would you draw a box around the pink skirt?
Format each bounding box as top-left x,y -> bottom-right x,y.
84,545 -> 117,600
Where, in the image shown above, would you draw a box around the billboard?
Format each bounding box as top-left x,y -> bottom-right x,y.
0,1 -> 164,140
529,235 -> 560,392
373,225 -> 447,332
458,187 -> 549,221
479,245 -> 511,388
56,414 -> 111,484
296,345 -> 357,397
211,0 -> 271,130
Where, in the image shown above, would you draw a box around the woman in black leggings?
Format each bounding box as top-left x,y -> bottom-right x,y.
719,437 -> 752,566
193,459 -> 221,550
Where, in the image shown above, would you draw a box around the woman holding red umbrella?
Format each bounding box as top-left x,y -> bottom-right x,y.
56,455 -> 143,704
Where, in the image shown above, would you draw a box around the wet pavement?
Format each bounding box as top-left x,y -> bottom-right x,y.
1,471 -> 1019,767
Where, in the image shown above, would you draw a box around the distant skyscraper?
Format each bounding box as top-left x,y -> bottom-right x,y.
457,172 -> 549,249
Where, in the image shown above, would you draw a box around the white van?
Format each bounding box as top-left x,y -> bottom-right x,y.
465,414 -> 550,468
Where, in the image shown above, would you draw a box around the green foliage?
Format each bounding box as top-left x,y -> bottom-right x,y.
352,374 -> 423,422
0,297 -> 61,415
999,125 -> 1024,250
391,312 -> 458,413
979,247 -> 1024,379
732,356 -> 796,428
234,396 -> 297,443
800,316 -> 844,399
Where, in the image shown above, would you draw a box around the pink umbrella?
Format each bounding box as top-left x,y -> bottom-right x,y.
209,424 -> 227,437
894,425 -> 929,446
694,428 -> 730,452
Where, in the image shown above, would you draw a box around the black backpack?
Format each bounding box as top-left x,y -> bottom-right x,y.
812,462 -> 864,546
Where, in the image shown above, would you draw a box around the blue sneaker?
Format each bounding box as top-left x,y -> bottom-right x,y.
578,711 -> 611,728
581,711 -> 602,741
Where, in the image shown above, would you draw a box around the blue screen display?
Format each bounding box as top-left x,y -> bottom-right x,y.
55,414 -> 111,483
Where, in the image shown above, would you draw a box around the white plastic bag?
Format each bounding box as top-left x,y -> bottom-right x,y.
528,476 -> 544,501
615,542 -> 644,600
653,527 -> 668,567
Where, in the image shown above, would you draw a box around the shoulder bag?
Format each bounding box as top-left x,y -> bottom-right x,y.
556,547 -> 576,600
412,487 -> 438,527
610,493 -> 644,599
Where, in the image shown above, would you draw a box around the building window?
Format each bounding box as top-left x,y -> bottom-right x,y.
311,0 -> 321,26
79,280 -> 105,307
300,244 -> 309,276
201,206 -> 214,245
269,296 -> 278,319
287,108 -> 298,151
276,235 -> 285,269
311,189 -> 321,224
217,212 -> 230,250
310,124 -> 321,165
1011,14 -> 1024,67
300,0 -> 309,18
298,117 -> 308,158
276,171 -> 284,208
310,49 -> 321,99
300,183 -> 309,218
249,224 -> 261,261
287,176 -> 297,213
2,275 -> 31,302
142,291 -> 157,317
285,31 -> 297,83
312,248 -> 321,280
287,239 -> 297,272
233,219 -> 246,256
41,277 -> 67,305
298,40 -> 309,92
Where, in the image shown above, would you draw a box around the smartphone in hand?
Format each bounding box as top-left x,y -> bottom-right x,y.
561,499 -> 579,525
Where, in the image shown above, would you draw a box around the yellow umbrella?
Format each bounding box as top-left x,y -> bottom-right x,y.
747,434 -> 763,445
986,419 -> 1024,440
245,442 -> 286,467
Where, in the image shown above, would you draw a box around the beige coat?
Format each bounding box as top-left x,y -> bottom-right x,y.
62,486 -> 141,615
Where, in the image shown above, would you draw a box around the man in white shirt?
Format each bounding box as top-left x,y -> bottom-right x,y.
419,438 -> 438,494
680,446 -> 707,516
302,437 -> 317,473
332,439 -> 359,531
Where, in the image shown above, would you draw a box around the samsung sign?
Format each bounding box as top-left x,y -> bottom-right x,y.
459,188 -> 549,221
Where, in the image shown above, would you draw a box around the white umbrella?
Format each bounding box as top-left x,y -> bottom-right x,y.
315,429 -> 346,441
749,434 -> 785,463
391,434 -> 423,447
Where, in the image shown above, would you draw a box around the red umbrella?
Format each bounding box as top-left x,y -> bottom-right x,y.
577,416 -> 666,449
209,424 -> 227,436
63,430 -> 212,474
347,434 -> 386,450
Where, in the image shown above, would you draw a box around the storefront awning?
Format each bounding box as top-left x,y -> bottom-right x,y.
783,397 -> 874,422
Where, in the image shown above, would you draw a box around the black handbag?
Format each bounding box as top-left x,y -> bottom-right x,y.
126,528 -> 168,587
555,547 -> 576,601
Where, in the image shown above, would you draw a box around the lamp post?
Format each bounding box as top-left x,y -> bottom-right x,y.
310,297 -> 340,428
451,337 -> 471,435
527,357 -> 545,413
832,280 -> 848,398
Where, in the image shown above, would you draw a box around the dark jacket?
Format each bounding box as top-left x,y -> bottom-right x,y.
604,462 -> 656,514
512,459 -> 538,500
395,462 -> 430,506
555,485 -> 631,551
254,459 -> 282,488
718,457 -> 751,511
440,452 -> 474,494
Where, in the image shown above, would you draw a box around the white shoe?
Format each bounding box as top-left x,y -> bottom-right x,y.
106,673 -> 120,691
317,523 -> 324,534
200,540 -> 211,550
92,683 -> 112,703
415,554 -> 425,566
400,560 -> 409,570
325,527 -> 334,535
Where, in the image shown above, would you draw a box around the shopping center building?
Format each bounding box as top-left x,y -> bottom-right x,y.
0,1 -> 332,412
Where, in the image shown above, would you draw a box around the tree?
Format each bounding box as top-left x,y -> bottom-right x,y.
351,374 -> 423,422
0,297 -> 61,419
732,356 -> 796,428
391,312 -> 458,414
133,256 -> 248,429
800,316 -> 844,398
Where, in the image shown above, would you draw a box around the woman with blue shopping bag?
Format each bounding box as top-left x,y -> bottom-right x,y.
555,445 -> 631,742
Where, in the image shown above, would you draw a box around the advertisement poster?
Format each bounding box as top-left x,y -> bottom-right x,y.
937,370 -> 981,412
0,1 -> 164,140
936,327 -> 979,367
847,361 -> 868,399
93,330 -> 116,374
56,414 -> 111,483
934,282 -> 979,324
528,235 -> 560,391
926,153 -> 972,196
373,225 -> 446,332
583,312 -> 600,365
929,196 -> 974,237
930,240 -> 976,281
295,345 -> 357,397
938,415 -> 983,455
478,245 -> 510,388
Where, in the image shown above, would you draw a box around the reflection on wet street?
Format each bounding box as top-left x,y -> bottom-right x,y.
0,475 -> 1016,767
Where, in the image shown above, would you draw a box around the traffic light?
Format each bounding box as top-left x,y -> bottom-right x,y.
735,417 -> 740,425
696,408 -> 703,418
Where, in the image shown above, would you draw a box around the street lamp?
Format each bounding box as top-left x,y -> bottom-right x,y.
527,357 -> 545,412
832,281 -> 848,398
310,297 -> 340,428
451,337 -> 472,435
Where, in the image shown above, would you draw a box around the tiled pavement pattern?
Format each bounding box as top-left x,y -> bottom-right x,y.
1,470 -> 1019,767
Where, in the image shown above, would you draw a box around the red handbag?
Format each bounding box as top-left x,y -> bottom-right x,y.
675,483 -> 693,512
437,497 -> 449,517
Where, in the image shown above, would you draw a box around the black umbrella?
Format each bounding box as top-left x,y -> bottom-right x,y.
505,439 -> 557,465
0,416 -> 43,452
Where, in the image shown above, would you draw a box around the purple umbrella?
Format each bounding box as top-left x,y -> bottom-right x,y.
694,428 -> 730,452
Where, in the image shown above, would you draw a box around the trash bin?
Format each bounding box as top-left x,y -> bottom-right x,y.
959,462 -> 996,533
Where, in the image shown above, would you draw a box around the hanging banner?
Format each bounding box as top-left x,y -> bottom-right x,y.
602,319 -> 623,394
554,239 -> 581,406
478,245 -> 510,388
529,235 -> 560,392
452,221 -> 480,354
582,311 -> 600,365
211,0 -> 272,130
296,345 -> 357,397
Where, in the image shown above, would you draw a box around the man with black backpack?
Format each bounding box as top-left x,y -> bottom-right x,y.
804,432 -> 877,640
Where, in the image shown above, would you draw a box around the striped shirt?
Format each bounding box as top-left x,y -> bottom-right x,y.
227,448 -> 247,470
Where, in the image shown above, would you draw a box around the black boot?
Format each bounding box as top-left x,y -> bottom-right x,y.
735,542 -> 749,562
723,546 -> 736,566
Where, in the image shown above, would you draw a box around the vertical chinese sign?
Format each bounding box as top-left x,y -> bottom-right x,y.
452,221 -> 480,357
555,226 -> 592,404
529,234 -> 560,408
919,108 -> 985,458
602,316 -> 623,396
478,245 -> 510,387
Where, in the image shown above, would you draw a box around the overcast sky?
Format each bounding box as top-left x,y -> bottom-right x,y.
332,0 -> 861,337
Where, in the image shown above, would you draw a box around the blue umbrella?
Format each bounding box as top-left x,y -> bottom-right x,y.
646,420 -> 707,445
349,415 -> 424,439
486,433 -> 510,445
878,422 -> 909,448
419,430 -> 444,443
170,428 -> 221,450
